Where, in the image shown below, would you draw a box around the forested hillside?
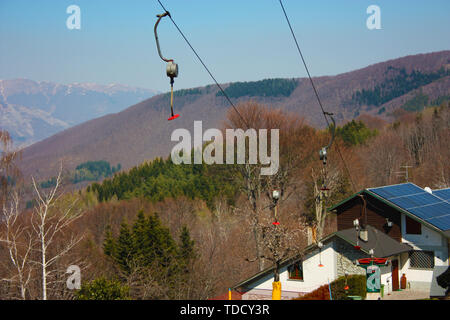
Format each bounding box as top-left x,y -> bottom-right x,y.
88,158 -> 237,208
3,100 -> 449,300
351,67 -> 450,107
217,78 -> 298,98
18,51 -> 450,180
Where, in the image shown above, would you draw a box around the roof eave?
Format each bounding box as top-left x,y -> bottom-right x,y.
231,255 -> 302,290
328,190 -> 364,212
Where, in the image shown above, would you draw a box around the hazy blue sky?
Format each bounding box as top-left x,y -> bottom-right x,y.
1,0 -> 449,92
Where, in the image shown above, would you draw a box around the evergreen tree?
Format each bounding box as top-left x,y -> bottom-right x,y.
336,120 -> 378,146
132,210 -> 149,261
115,220 -> 135,274
103,225 -> 116,257
75,278 -> 130,300
101,210 -> 199,299
147,213 -> 177,267
177,226 -> 196,272
89,155 -> 239,208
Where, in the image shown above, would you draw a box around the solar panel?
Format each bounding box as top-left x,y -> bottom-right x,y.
368,183 -> 450,231
426,216 -> 450,230
368,183 -> 424,200
433,188 -> 450,202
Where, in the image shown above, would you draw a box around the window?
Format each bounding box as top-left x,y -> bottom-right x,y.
409,250 -> 434,269
405,215 -> 421,235
288,261 -> 303,280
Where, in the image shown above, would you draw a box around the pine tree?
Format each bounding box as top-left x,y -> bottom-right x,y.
132,210 -> 149,262
177,226 -> 196,272
115,220 -> 135,274
148,213 -> 177,267
103,225 -> 116,257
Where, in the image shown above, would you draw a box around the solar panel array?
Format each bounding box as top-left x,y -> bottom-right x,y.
433,188 -> 450,202
368,183 -> 450,231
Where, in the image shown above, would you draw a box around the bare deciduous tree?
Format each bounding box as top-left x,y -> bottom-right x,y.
258,217 -> 306,282
224,101 -> 315,271
0,130 -> 21,207
0,191 -> 33,299
30,167 -> 85,300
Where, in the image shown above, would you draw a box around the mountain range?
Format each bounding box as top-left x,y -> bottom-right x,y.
17,50 -> 450,180
0,79 -> 158,147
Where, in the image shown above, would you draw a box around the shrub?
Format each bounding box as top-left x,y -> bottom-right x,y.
75,278 -> 130,300
294,284 -> 330,300
330,274 -> 366,300
294,274 -> 366,300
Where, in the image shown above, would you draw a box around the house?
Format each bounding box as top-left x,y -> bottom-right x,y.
232,183 -> 450,300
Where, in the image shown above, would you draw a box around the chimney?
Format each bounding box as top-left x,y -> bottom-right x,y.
359,229 -> 369,242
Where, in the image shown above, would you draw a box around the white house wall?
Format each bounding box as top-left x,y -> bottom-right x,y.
401,213 -> 444,247
242,242 -> 337,300
400,213 -> 449,296
397,250 -> 448,296
379,264 -> 393,293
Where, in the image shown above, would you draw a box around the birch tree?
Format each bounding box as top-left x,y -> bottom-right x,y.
31,167 -> 84,300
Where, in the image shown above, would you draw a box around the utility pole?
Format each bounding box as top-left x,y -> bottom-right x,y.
271,190 -> 282,300
316,112 -> 335,242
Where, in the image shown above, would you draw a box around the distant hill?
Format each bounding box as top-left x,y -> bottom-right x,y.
18,50 -> 450,179
0,79 -> 158,147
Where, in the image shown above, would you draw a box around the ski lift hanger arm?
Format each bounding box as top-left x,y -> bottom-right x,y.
154,11 -> 174,63
155,0 -> 250,128
154,10 -> 179,120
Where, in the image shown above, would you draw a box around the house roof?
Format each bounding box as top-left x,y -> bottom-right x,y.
301,225 -> 413,258
329,183 -> 450,234
231,255 -> 302,291
334,225 -> 413,258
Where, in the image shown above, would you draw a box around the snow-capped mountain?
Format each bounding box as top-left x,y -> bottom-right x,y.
0,79 -> 158,147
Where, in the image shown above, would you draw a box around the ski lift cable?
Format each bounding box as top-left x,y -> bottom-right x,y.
155,0 -> 250,129
277,0 -> 357,193
323,112 -> 335,151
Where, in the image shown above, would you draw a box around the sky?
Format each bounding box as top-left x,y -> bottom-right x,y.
0,0 -> 449,93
